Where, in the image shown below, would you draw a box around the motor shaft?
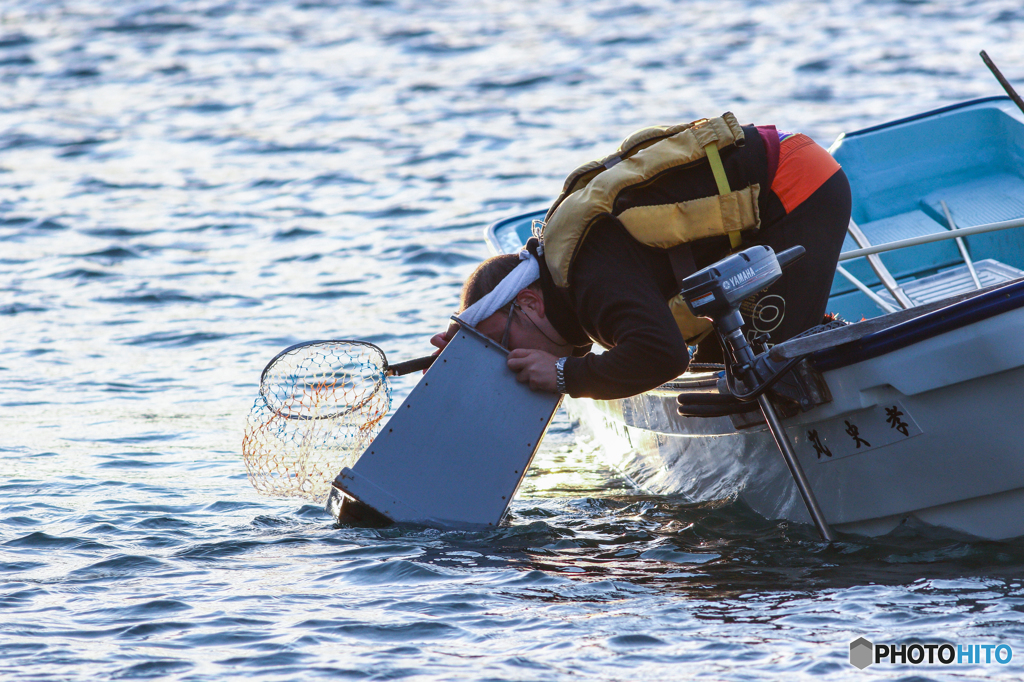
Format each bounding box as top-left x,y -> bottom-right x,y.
756,392 -> 835,542
729,325 -> 834,540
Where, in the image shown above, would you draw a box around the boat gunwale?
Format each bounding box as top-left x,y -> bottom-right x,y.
799,276 -> 1024,372
834,95 -> 1014,140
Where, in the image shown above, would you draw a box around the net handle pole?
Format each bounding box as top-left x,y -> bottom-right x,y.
387,354 -> 436,376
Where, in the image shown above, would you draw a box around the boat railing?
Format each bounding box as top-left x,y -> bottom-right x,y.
839,215 -> 1024,260
839,220 -> 911,313
835,215 -> 1024,312
938,201 -> 984,289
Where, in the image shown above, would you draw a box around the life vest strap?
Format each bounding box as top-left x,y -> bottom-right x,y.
665,244 -> 713,343
703,142 -> 743,249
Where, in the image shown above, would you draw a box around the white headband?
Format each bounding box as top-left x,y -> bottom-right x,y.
459,249 -> 540,327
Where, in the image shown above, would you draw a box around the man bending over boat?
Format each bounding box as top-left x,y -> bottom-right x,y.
432,114 -> 851,400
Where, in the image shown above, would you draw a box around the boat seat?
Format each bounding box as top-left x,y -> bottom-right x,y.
920,173 -> 1024,228
830,209 -> 961,296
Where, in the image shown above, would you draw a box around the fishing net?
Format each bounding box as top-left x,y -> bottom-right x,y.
242,341 -> 393,502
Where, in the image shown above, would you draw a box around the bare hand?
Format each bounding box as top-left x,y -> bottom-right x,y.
506,349 -> 559,393
430,321 -> 461,350
427,321 -> 460,372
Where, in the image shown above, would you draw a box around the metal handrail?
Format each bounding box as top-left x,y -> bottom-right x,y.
838,216 -> 1024,261
835,265 -> 899,314
846,219 -> 913,309
940,201 -> 983,289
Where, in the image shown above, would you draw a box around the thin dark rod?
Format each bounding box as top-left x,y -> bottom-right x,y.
757,394 -> 836,542
981,50 -> 1024,117
386,354 -> 435,376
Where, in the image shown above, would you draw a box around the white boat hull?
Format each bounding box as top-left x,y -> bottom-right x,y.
573,303 -> 1024,539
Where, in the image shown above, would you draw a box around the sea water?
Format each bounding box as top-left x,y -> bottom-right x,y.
2,1 -> 1024,679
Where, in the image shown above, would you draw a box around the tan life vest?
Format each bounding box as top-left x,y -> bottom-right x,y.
540,113 -> 761,343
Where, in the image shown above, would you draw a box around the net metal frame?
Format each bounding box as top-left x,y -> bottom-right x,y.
242,340 -> 393,502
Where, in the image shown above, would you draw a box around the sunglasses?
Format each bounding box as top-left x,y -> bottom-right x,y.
500,301 -> 521,349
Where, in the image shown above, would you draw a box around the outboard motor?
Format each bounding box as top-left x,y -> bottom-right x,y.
682,244 -> 790,336
681,244 -> 802,394
678,244 -> 835,542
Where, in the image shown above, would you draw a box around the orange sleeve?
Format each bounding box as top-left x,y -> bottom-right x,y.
771,134 -> 841,213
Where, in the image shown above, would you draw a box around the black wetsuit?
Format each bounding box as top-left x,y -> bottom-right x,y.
536,126 -> 852,400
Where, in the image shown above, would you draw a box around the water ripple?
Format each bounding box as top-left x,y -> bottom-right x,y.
3,0 -> 1024,680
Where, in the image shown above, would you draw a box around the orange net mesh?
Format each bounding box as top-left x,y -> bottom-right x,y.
242,341 -> 392,502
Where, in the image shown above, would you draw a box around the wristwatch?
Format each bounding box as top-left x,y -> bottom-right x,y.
555,357 -> 568,394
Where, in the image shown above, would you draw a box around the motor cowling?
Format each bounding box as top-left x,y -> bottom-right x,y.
680,245 -> 801,336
